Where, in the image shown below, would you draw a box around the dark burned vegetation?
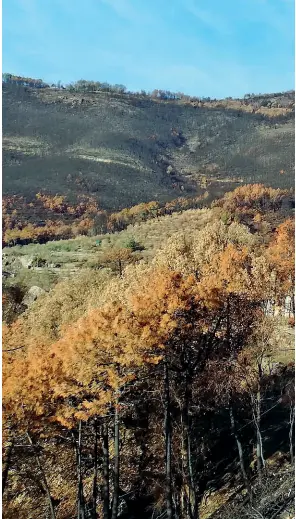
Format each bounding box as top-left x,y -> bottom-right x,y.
3,81 -> 294,212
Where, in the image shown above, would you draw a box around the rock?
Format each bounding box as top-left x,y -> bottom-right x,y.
22,286 -> 46,307
19,256 -> 36,269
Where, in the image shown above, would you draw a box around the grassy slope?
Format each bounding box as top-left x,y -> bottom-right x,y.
3,207 -> 215,286
3,85 -> 294,212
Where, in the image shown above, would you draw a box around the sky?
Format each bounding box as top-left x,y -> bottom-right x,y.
2,0 -> 295,98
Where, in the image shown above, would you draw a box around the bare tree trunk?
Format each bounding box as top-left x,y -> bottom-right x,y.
111,394 -> 120,519
26,432 -> 57,519
180,412 -> 189,519
229,406 -> 252,503
180,487 -> 186,519
187,434 -> 198,519
76,421 -> 85,519
289,404 -> 295,465
180,379 -> 189,519
92,419 -> 98,519
173,488 -> 181,519
182,373 -> 198,519
164,361 -> 173,519
2,436 -> 14,495
252,394 -> 265,484
102,419 -> 110,519
253,364 -> 265,484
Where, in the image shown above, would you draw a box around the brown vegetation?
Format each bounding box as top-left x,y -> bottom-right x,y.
3,206 -> 295,519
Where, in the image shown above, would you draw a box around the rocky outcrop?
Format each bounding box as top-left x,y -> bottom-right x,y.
22,286 -> 46,307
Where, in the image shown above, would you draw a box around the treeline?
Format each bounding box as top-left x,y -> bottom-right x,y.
1,72 -> 210,100
67,80 -> 206,101
2,194 -> 103,246
2,216 -> 295,519
3,185 -> 293,247
212,184 -> 294,224
3,73 -> 294,109
1,72 -> 207,100
2,73 -> 49,89
2,192 -> 210,247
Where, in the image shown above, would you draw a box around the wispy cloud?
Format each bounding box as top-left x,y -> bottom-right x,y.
100,0 -> 154,25
101,0 -> 136,19
3,0 -> 294,97
239,0 -> 294,38
183,0 -> 231,35
5,0 -> 44,37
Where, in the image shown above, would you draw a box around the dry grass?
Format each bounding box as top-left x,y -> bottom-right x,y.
3,208 -> 215,288
270,318 -> 295,365
2,136 -> 51,156
123,208 -> 214,257
200,485 -> 240,519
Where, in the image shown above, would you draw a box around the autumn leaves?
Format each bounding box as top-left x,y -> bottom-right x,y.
2,216 -> 295,518
3,218 -> 294,429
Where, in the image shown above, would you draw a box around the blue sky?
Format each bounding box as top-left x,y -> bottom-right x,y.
2,0 -> 295,98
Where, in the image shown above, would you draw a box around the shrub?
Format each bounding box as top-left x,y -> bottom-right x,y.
31,256 -> 47,267
123,236 -> 145,251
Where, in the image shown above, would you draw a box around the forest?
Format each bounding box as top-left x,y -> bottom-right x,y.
2,192 -> 210,247
2,185 -> 294,247
2,184 -> 295,519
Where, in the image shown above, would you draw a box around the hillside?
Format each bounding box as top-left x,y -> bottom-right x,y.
2,79 -> 295,519
3,200 -> 295,519
3,84 -> 294,213
3,183 -> 294,293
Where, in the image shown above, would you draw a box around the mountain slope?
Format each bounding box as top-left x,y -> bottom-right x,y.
3,85 -> 294,210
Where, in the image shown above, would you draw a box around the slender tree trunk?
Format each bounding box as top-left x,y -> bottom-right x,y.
226,296 -> 231,351
182,373 -> 198,519
292,293 -> 295,316
2,436 -> 14,495
180,487 -> 186,519
164,361 -> 173,519
180,374 -> 189,519
289,404 -> 295,465
77,421 -> 85,519
111,394 -> 120,519
253,364 -> 265,483
102,419 -> 110,519
180,411 -> 189,519
252,393 -> 265,484
92,419 -> 98,519
187,434 -> 198,519
26,432 -> 57,519
229,406 -> 252,502
173,488 -> 181,519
